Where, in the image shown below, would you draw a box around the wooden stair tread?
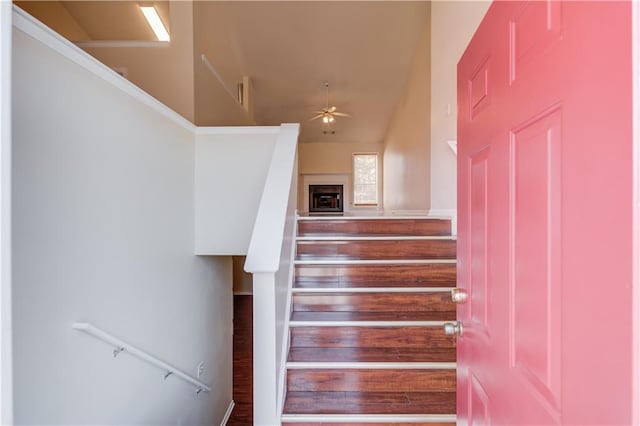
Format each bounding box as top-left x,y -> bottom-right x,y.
297,219 -> 452,237
287,347 -> 456,363
287,369 -> 456,392
292,293 -> 454,313
295,264 -> 456,285
290,327 -> 455,349
296,240 -> 456,261
283,391 -> 456,415
290,311 -> 455,322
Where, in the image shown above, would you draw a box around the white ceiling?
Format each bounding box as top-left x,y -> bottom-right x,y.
16,0 -> 429,144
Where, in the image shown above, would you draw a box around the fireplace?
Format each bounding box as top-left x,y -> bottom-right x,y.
309,185 -> 344,213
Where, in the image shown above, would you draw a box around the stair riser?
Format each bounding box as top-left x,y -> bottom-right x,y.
290,327 -> 455,349
292,293 -> 454,313
295,264 -> 457,287
298,219 -> 451,237
287,369 -> 456,392
296,240 -> 456,260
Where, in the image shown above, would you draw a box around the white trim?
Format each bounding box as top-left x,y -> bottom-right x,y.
233,291 -> 253,296
427,209 -> 456,218
75,40 -> 170,48
294,259 -> 457,265
296,236 -> 456,241
447,140 -> 458,155
633,1 -> 640,423
12,6 -> 196,133
195,126 -> 280,136
388,210 -> 430,216
281,414 -> 457,423
286,361 -> 456,369
289,320 -> 448,327
0,2 -> 11,423
291,287 -> 453,293
220,400 -> 235,426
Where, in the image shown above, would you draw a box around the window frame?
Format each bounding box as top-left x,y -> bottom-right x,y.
352,152 -> 379,206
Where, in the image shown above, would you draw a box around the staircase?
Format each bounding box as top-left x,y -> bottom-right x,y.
281,217 -> 457,425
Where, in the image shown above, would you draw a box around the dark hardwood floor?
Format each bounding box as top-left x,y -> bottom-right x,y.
227,295 -> 253,425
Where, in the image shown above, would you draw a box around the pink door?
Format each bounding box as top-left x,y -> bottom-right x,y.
457,1 -> 634,424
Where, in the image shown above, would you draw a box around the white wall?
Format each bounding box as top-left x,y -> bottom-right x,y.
12,17 -> 232,425
382,9 -> 430,213
194,129 -> 278,255
430,1 -> 490,212
0,2 -> 13,424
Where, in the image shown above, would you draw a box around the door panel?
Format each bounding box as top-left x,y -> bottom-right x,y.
469,147 -> 489,338
458,1 -> 633,424
509,106 -> 562,417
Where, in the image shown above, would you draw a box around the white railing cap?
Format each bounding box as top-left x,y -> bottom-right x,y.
244,123 -> 300,274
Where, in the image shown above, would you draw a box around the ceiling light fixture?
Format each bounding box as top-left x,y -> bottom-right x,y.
310,82 -> 350,124
140,5 -> 170,42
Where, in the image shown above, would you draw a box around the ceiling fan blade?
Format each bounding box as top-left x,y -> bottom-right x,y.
328,106 -> 337,113
333,112 -> 350,117
309,113 -> 324,121
313,110 -> 327,114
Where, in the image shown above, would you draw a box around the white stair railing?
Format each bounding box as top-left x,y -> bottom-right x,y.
245,123 -> 300,425
72,322 -> 211,393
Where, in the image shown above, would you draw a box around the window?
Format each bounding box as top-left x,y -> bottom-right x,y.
353,153 -> 378,205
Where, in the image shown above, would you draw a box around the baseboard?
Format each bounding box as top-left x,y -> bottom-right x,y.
220,400 -> 235,426
387,209 -> 430,216
427,209 -> 456,218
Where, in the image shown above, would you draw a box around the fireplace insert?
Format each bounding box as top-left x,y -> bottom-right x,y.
309,185 -> 343,213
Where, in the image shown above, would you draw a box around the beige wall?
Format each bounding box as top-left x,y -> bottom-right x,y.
430,1 -> 490,212
382,5 -> 430,213
298,142 -> 383,213
14,1 -> 89,41
192,2 -> 255,126
81,1 -> 196,122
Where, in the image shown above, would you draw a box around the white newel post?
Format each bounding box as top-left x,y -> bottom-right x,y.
252,273 -> 278,425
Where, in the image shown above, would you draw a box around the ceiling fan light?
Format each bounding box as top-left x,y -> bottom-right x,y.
322,116 -> 329,123
329,115 -> 335,123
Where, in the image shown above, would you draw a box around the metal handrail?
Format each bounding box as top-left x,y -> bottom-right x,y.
72,322 -> 211,393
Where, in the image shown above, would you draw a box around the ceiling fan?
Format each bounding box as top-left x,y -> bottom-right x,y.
310,82 -> 350,124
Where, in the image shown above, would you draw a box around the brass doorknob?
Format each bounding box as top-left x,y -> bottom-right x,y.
451,288 -> 468,304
